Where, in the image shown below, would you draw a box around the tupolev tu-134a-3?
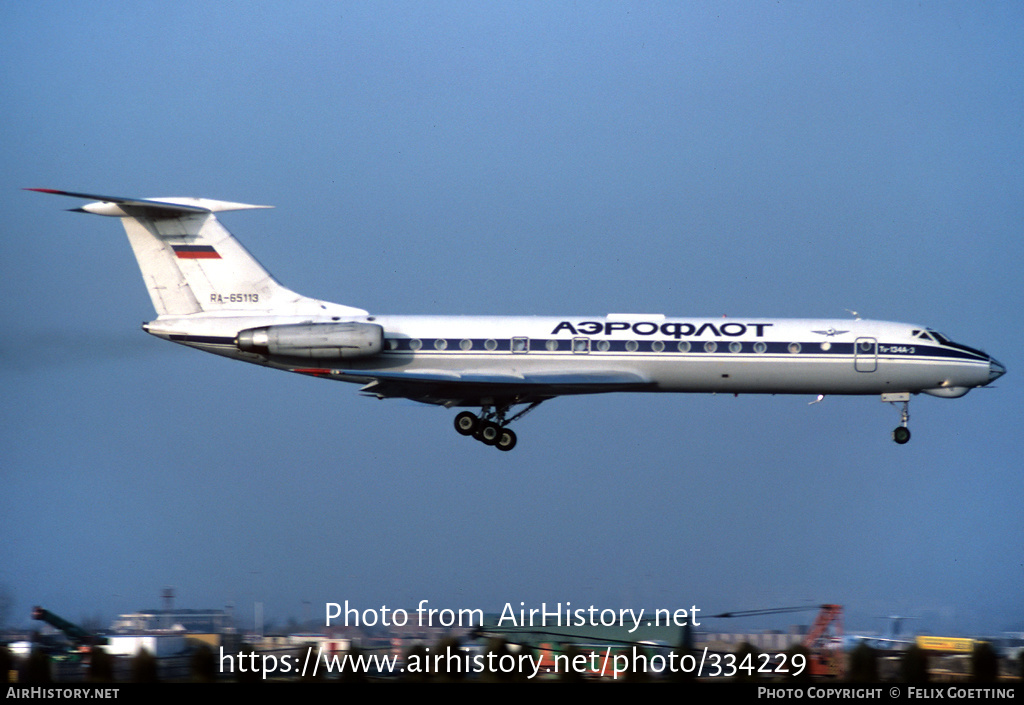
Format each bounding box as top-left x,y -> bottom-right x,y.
29,189 -> 1005,451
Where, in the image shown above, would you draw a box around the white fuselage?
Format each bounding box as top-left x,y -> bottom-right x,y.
143,313 -> 1000,400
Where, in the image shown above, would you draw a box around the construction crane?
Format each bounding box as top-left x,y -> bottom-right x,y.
709,603 -> 844,677
31,606 -> 107,656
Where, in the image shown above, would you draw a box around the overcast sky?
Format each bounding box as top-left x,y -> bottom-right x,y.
2,2 -> 1022,639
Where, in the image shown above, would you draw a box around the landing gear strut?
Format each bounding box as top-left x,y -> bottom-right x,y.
452,402 -> 542,452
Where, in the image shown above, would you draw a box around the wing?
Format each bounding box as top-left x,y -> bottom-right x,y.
315,368 -> 655,407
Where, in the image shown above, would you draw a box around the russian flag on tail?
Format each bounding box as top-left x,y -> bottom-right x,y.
172,245 -> 221,259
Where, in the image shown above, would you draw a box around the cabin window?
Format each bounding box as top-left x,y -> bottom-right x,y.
434,339 -> 447,350
484,339 -> 498,351
677,341 -> 691,353
596,340 -> 611,352
729,341 -> 742,353
573,337 -> 590,353
387,339 -> 399,351
704,341 -> 717,353
409,339 -> 422,351
512,337 -> 528,353
460,339 -> 473,350
546,339 -> 560,351
788,342 -> 801,354
754,341 -> 767,354
625,340 -> 639,352
652,340 -> 665,352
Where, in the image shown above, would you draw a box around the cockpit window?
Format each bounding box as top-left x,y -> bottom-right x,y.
912,329 -> 936,342
928,329 -> 952,345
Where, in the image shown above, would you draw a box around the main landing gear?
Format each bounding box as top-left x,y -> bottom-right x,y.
453,402 -> 542,452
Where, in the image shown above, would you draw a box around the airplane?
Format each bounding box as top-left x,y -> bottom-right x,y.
28,188 -> 1005,451
843,615 -> 918,651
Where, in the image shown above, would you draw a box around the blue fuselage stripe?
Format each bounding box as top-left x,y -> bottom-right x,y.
167,333 -> 987,366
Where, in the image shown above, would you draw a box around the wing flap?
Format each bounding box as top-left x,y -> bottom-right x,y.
347,368 -> 653,406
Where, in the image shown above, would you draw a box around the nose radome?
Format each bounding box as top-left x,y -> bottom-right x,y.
989,357 -> 1006,383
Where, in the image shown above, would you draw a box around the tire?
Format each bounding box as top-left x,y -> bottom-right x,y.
454,411 -> 477,436
495,428 -> 517,452
479,421 -> 500,445
892,427 -> 911,444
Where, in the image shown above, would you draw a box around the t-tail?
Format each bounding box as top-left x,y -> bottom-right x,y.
26,189 -> 366,318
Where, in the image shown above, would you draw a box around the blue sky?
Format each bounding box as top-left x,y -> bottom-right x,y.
2,2 -> 1022,638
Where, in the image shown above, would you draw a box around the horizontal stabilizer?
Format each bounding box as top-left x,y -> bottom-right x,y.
25,188 -> 272,216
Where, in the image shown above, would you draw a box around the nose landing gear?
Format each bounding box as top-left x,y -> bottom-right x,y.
883,392 -> 912,444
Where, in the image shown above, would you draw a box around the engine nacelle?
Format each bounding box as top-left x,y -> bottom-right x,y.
235,322 -> 384,359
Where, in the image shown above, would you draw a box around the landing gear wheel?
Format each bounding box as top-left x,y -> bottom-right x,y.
495,427 -> 517,452
454,411 -> 478,436
892,426 -> 911,444
479,421 -> 501,446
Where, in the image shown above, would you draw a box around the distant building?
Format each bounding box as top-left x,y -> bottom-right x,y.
105,634 -> 188,657
111,609 -> 230,634
701,631 -> 805,652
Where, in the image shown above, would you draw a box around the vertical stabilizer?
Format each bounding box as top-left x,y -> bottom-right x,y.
27,189 -> 367,317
